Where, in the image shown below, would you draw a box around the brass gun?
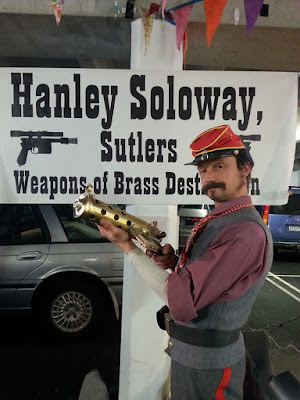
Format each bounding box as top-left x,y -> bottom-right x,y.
73,185 -> 166,252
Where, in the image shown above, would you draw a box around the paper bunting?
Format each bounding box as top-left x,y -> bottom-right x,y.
140,8 -> 156,54
244,0 -> 264,35
138,0 -> 266,53
174,4 -> 193,50
114,1 -> 121,18
161,0 -> 167,20
51,0 -> 64,26
204,0 -> 227,47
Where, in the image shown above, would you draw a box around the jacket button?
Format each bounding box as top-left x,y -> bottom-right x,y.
168,341 -> 173,348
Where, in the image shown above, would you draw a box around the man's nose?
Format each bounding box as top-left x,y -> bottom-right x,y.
202,169 -> 215,183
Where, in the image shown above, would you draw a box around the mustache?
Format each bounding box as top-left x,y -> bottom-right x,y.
202,181 -> 226,194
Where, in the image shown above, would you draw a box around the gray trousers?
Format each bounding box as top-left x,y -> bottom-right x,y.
170,355 -> 246,400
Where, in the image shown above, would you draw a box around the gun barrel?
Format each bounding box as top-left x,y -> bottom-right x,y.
73,185 -> 166,252
239,134 -> 261,141
50,137 -> 78,144
10,131 -> 64,138
69,138 -> 78,144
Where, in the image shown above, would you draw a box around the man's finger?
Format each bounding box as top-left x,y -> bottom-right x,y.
99,219 -> 114,228
145,249 -> 155,258
162,244 -> 175,255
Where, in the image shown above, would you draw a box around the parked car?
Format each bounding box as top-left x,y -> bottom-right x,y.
260,186 -> 300,256
0,203 -> 124,337
178,204 -> 214,252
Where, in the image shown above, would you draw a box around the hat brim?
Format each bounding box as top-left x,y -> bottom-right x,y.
185,148 -> 254,167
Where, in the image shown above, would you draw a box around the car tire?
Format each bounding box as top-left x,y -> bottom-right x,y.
38,279 -> 110,337
273,247 -> 280,259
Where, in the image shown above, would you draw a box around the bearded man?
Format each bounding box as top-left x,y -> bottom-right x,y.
98,124 -> 273,400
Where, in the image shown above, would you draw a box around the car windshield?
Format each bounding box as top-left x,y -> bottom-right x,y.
269,194 -> 300,215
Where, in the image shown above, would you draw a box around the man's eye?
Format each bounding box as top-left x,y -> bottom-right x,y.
200,169 -> 206,174
217,164 -> 223,169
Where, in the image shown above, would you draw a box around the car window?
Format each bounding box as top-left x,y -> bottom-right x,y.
178,204 -> 215,253
269,194 -> 300,215
178,204 -> 214,211
178,204 -> 215,222
0,204 -> 47,245
53,204 -> 109,243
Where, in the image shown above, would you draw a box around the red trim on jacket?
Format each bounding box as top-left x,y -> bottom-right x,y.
215,366 -> 231,400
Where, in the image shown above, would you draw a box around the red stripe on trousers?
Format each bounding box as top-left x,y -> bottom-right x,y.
215,366 -> 232,400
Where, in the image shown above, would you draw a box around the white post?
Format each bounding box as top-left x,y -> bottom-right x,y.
119,19 -> 183,400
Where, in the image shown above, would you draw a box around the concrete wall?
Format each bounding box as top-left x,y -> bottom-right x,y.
186,22 -> 300,72
0,13 -> 299,73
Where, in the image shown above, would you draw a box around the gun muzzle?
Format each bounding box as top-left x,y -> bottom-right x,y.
73,185 -> 166,252
68,138 -> 78,144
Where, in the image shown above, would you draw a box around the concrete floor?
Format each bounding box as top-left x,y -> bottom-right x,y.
246,252 -> 300,381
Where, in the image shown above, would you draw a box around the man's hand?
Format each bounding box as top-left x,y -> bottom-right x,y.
145,244 -> 178,270
97,219 -> 136,254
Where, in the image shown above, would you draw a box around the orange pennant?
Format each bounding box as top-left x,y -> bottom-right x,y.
204,0 -> 227,46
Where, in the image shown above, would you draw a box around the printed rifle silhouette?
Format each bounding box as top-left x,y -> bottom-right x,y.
10,131 -> 78,166
239,134 -> 261,153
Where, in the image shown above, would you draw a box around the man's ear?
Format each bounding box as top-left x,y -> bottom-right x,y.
243,161 -> 251,178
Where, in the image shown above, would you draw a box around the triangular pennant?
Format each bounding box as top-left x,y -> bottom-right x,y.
140,8 -> 155,55
244,0 -> 264,34
51,0 -> 64,26
161,0 -> 167,19
174,4 -> 193,50
204,0 -> 227,47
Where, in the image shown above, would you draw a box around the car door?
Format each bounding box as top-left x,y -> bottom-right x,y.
0,204 -> 50,308
22,204 -> 124,303
51,204 -> 124,299
268,191 -> 300,246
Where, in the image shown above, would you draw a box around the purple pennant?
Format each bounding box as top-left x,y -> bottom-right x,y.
244,0 -> 264,34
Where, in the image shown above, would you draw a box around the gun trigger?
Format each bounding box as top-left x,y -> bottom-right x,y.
32,147 -> 39,154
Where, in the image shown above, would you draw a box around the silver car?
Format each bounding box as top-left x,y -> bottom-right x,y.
0,203 -> 124,336
178,204 -> 214,252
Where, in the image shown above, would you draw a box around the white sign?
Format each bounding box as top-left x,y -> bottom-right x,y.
0,68 -> 297,204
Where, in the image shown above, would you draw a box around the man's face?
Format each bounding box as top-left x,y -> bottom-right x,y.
197,156 -> 250,205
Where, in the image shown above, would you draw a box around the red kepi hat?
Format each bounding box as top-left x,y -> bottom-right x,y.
185,124 -> 254,167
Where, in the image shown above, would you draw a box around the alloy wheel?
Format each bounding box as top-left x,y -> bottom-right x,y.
50,291 -> 93,333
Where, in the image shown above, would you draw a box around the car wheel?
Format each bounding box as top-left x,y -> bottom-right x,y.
39,280 -> 107,337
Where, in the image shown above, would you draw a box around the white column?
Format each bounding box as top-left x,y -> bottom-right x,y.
130,19 -> 183,71
119,19 -> 183,400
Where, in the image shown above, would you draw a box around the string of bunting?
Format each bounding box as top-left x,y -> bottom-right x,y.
134,0 -> 264,53
50,0 -> 265,52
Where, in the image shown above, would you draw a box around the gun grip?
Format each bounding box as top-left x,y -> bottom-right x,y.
17,147 -> 28,166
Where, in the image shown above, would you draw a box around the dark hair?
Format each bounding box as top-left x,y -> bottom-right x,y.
236,155 -> 252,190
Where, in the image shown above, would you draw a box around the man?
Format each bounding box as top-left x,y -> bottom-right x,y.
98,124 -> 273,399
